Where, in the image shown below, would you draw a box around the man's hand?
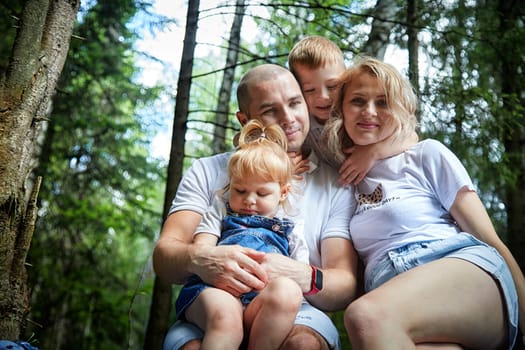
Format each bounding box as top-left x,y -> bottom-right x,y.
191,244 -> 268,296
259,253 -> 311,293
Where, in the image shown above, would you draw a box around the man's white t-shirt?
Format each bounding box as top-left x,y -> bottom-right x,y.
169,151 -> 354,267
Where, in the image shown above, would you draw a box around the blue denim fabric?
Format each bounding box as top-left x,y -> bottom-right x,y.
175,213 -> 294,319
366,232 -> 518,349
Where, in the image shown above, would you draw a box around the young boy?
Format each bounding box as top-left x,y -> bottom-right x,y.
288,36 -> 417,185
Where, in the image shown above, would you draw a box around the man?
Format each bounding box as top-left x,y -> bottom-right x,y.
153,64 -> 359,350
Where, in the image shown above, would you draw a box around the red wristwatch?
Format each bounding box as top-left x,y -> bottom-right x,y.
304,265 -> 323,295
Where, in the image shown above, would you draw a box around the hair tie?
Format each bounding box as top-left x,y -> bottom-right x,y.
260,132 -> 266,139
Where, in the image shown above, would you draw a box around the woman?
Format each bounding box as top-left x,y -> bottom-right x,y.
323,56 -> 524,349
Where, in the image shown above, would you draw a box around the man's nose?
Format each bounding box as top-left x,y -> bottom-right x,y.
279,108 -> 295,127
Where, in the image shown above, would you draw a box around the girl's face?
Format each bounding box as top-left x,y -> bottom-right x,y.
342,73 -> 397,146
228,177 -> 288,217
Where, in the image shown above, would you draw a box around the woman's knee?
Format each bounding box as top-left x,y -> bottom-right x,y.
344,297 -> 385,340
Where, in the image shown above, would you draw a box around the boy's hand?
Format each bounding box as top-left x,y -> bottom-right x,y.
288,151 -> 310,179
338,145 -> 375,186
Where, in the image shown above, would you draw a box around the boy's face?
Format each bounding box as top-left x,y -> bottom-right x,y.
294,62 -> 345,124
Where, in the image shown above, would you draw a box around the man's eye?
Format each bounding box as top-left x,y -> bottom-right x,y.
261,108 -> 275,116
327,85 -> 338,91
303,88 -> 315,94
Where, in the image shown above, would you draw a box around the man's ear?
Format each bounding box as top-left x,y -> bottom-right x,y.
236,111 -> 249,126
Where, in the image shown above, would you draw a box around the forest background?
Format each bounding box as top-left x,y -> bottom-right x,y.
0,0 -> 524,349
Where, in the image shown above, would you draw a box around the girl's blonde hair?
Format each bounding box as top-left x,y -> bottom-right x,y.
225,120 -> 296,214
324,56 -> 419,163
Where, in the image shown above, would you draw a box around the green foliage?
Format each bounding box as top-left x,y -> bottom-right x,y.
417,0 -> 525,235
16,0 -> 165,348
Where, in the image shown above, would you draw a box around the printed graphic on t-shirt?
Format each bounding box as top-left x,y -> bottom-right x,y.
355,183 -> 400,215
358,184 -> 383,204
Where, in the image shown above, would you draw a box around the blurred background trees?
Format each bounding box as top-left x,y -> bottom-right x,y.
0,1 -> 523,349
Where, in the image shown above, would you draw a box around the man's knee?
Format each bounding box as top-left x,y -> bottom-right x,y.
179,339 -> 201,350
280,325 -> 329,350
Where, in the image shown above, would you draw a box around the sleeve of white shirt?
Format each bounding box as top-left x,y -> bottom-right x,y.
194,194 -> 226,238
168,153 -> 230,216
421,139 -> 475,211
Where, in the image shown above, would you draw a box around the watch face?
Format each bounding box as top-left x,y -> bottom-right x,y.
315,268 -> 323,290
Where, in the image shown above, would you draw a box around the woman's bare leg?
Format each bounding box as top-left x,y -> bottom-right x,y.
345,258 -> 507,350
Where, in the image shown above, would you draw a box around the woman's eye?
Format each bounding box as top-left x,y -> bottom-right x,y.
377,99 -> 388,107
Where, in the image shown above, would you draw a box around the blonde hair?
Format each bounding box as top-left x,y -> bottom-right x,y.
225,120 -> 295,213
288,36 -> 345,75
324,56 -> 418,163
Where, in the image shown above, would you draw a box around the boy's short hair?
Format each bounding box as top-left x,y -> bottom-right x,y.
288,35 -> 345,75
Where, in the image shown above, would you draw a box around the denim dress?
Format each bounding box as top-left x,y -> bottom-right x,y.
175,211 -> 295,320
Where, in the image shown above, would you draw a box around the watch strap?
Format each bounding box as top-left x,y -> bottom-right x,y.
304,265 -> 323,295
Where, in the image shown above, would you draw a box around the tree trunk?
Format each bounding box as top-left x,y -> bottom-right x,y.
362,0 -> 400,60
144,1 -> 200,349
211,0 -> 245,153
0,0 -> 79,340
406,0 -> 419,101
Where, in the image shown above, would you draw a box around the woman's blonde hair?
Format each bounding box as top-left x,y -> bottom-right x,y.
228,119 -> 292,184
324,56 -> 419,163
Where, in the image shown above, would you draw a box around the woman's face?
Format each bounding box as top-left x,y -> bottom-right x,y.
342,73 -> 397,146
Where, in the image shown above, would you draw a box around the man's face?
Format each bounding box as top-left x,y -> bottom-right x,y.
239,73 -> 310,153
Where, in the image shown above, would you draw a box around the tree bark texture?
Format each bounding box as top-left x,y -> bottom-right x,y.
211,0 -> 245,154
362,0 -> 400,60
0,0 -> 79,340
144,1 -> 200,349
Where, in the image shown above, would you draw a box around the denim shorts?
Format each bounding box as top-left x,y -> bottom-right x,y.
365,232 -> 518,349
163,301 -> 341,350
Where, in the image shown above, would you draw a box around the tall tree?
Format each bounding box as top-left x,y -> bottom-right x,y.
211,0 -> 246,154
21,1 -> 164,348
362,0 -> 401,60
0,0 -> 80,340
144,1 -> 200,349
